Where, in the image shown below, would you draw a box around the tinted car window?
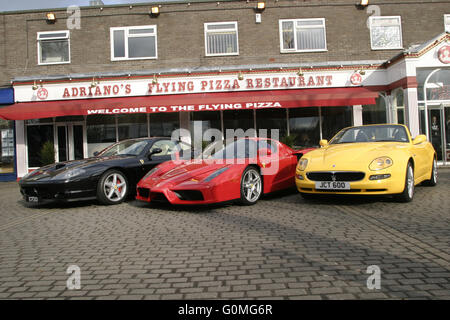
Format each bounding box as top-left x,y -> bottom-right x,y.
100,140 -> 148,156
150,140 -> 178,156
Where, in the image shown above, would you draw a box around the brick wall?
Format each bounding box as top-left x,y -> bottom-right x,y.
0,0 -> 449,87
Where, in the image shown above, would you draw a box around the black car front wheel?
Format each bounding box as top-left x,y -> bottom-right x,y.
97,169 -> 129,205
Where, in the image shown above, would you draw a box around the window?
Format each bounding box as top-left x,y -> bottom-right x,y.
149,140 -> 178,156
321,107 -> 353,140
279,18 -> 327,53
190,111 -> 222,145
87,115 -> 117,156
118,114 -> 148,140
149,113 -> 179,137
204,22 -> 239,56
369,16 -> 403,50
110,26 -> 157,60
37,31 -> 70,65
223,110 -> 255,137
363,97 -> 387,125
0,120 -> 14,174
26,124 -> 54,168
445,14 -> 450,32
256,108 -> 287,140
289,108 -> 321,148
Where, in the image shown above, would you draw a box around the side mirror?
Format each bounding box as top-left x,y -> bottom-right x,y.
93,151 -> 99,157
413,134 -> 427,145
319,139 -> 328,147
258,148 -> 272,157
148,147 -> 163,160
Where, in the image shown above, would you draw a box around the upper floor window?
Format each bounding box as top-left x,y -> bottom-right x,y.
204,22 -> 239,56
37,31 -> 70,65
279,18 -> 327,53
445,14 -> 450,32
110,26 -> 157,61
369,16 -> 403,50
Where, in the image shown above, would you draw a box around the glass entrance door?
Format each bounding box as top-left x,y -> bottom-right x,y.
56,125 -> 68,162
428,107 -> 446,163
55,123 -> 86,162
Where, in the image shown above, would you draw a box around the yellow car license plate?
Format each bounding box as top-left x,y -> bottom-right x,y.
315,181 -> 350,190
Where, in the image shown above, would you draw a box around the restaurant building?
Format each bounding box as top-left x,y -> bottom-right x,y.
0,0 -> 449,179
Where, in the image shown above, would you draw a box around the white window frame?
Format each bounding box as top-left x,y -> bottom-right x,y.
369,16 -> 403,50
279,18 -> 327,53
204,21 -> 239,57
37,30 -> 71,65
445,14 -> 450,32
110,25 -> 158,61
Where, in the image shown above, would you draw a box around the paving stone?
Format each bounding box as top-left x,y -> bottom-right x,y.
0,171 -> 449,300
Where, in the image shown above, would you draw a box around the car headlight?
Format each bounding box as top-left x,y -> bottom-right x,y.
143,167 -> 159,180
297,158 -> 309,171
55,168 -> 86,180
369,157 -> 393,171
203,167 -> 229,182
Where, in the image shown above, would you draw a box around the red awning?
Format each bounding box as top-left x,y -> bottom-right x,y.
0,87 -> 379,120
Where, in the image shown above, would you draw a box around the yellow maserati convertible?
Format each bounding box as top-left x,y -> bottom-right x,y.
295,124 -> 437,202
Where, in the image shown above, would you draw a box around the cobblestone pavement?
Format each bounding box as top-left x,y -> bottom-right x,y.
1,169 -> 449,300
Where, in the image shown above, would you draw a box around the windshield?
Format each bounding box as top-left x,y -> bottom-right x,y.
329,125 -> 410,144
200,139 -> 276,159
99,139 -> 149,157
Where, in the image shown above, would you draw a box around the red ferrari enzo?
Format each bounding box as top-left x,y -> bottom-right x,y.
136,137 -> 313,206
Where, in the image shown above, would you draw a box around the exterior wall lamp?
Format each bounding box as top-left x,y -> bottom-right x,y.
90,77 -> 99,88
255,2 -> 266,13
152,74 -> 158,84
46,12 -> 57,24
237,72 -> 244,81
150,6 -> 160,18
355,0 -> 369,10
297,68 -> 304,77
32,81 -> 38,90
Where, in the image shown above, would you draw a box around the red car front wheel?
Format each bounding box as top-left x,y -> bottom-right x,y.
239,167 -> 262,205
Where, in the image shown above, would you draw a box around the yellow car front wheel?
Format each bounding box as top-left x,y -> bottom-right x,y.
423,158 -> 437,187
395,163 -> 414,203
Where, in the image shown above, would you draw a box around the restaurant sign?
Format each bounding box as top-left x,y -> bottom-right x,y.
14,71 -> 369,103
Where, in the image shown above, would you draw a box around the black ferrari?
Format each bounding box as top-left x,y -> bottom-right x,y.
19,137 -> 191,205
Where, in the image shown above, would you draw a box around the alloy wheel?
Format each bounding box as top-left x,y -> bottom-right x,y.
103,172 -> 127,202
407,165 -> 414,199
432,159 -> 437,184
242,169 -> 262,203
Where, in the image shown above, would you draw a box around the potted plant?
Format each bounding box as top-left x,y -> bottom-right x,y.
39,141 -> 56,166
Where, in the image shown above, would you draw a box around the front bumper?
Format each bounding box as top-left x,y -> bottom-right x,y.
136,181 -> 226,205
295,169 -> 404,195
19,178 -> 97,202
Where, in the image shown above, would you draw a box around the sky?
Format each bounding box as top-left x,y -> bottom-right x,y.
0,0 -> 168,12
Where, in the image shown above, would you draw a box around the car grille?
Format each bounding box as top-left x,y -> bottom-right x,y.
174,190 -> 204,201
137,187 -> 150,198
307,171 -> 365,182
150,192 -> 169,203
21,186 -> 53,199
